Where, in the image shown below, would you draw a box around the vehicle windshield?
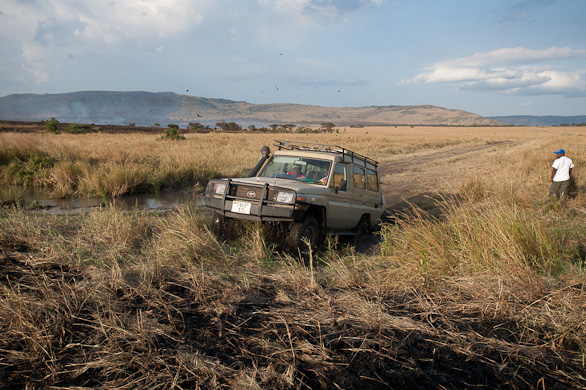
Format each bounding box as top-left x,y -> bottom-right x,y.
258,155 -> 332,185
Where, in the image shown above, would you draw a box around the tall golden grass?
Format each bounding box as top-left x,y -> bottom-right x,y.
1,132 -> 262,197
0,127 -> 555,198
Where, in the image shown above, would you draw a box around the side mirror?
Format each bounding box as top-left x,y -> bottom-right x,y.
336,179 -> 347,192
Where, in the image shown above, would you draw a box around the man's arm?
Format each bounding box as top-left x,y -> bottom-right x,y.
550,168 -> 557,182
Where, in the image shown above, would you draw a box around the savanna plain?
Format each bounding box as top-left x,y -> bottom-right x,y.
1,126 -> 585,389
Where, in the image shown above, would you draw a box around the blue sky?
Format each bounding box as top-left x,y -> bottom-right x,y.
1,0 -> 585,116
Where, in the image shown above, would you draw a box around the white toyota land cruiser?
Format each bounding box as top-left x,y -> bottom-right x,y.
204,140 -> 385,253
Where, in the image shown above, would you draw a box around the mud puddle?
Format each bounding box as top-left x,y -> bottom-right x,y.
26,190 -> 202,214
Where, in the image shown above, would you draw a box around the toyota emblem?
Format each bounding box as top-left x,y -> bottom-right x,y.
247,191 -> 257,198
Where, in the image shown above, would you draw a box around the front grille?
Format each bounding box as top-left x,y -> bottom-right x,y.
232,185 -> 263,200
229,184 -> 295,204
267,188 -> 281,202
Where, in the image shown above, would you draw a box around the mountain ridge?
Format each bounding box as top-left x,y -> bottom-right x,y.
0,90 -> 510,127
489,115 -> 586,127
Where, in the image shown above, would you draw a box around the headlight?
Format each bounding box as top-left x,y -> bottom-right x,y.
276,191 -> 295,204
213,183 -> 227,194
207,181 -> 227,195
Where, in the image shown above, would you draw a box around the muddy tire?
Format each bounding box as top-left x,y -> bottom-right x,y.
353,216 -> 371,236
211,213 -> 236,240
287,216 -> 320,255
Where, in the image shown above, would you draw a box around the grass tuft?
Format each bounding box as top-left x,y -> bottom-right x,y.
155,206 -> 229,267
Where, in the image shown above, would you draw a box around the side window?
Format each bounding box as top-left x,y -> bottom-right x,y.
332,164 -> 347,191
366,169 -> 379,191
353,165 -> 365,190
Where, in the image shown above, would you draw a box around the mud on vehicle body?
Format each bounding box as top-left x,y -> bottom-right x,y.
203,140 -> 385,253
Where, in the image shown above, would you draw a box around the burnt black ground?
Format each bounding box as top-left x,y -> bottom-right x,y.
1,251 -> 584,389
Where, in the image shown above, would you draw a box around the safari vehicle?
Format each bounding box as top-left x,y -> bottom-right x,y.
203,140 -> 385,253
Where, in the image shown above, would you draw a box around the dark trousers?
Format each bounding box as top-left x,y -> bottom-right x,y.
549,180 -> 570,200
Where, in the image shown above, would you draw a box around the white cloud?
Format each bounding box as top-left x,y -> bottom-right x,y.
3,0 -> 208,45
59,0 -> 211,43
401,47 -> 586,97
0,0 -> 214,85
21,42 -> 53,83
434,47 -> 586,68
1,0 -> 387,90
81,0 -> 209,41
537,70 -> 583,91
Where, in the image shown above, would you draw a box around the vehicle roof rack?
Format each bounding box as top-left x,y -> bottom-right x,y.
274,140 -> 378,167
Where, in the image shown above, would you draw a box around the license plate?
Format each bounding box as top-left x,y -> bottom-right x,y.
231,201 -> 252,214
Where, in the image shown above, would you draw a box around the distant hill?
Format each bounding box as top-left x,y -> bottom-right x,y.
0,91 -> 182,127
490,115 -> 586,127
0,91 -> 504,127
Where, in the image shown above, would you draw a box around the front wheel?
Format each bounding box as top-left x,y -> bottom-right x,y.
211,212 -> 236,240
287,216 -> 320,255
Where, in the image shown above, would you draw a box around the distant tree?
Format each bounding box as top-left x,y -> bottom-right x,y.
189,122 -> 205,132
247,125 -> 257,131
225,122 -> 242,131
320,122 -> 335,132
215,121 -> 242,131
45,117 -> 59,133
65,124 -> 95,134
296,127 -> 318,133
269,124 -> 279,132
161,124 -> 185,140
154,123 -> 160,127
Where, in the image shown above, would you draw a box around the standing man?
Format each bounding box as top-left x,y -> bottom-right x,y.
549,149 -> 574,200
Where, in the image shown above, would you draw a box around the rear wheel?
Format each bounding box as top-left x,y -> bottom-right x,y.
353,216 -> 371,236
287,216 -> 320,255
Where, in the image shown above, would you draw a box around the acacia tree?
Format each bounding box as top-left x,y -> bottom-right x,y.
224,122 -> 242,131
215,121 -> 242,131
320,122 -> 336,132
282,124 -> 296,132
189,122 -> 205,132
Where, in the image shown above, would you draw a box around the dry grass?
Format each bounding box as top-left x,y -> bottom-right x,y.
0,126 -> 560,198
1,126 -> 586,388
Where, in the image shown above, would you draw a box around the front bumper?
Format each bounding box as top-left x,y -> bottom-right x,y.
203,179 -> 302,222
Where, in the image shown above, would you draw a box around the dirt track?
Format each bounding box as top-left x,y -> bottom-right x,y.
378,142 -> 512,214
354,142 -> 514,254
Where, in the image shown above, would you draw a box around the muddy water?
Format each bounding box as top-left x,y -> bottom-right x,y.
27,191 -> 202,214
